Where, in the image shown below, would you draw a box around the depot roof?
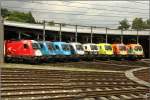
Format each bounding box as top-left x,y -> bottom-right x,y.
4,21 -> 150,36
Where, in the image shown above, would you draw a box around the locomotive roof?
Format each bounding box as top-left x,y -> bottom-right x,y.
69,42 -> 82,45
97,43 -> 112,46
127,43 -> 142,46
83,43 -> 97,45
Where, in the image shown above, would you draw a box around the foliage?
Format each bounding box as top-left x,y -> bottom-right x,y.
48,21 -> 55,26
143,19 -> 150,29
2,8 -> 36,23
118,19 -> 130,30
132,18 -> 145,30
118,18 -> 150,30
62,23 -> 66,26
1,8 -> 10,18
36,21 -> 43,24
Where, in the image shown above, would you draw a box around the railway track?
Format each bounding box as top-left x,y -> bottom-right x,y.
1,67 -> 149,100
43,60 -> 149,71
134,69 -> 150,83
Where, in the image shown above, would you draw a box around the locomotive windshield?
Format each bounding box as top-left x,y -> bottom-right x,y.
134,46 -> 142,51
32,43 -> 41,49
119,46 -> 126,51
76,45 -> 84,51
105,45 -> 112,50
90,45 -> 98,50
47,43 -> 55,50
69,45 -> 75,51
62,44 -> 70,51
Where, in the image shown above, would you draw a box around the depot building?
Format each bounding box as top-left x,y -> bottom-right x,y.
4,21 -> 150,58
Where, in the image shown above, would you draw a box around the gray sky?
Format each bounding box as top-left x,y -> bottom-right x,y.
1,0 -> 149,28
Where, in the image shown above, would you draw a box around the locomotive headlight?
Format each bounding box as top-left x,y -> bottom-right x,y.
35,50 -> 42,56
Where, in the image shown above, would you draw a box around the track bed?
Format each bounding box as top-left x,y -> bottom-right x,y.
43,60 -> 149,71
1,67 -> 149,100
134,68 -> 150,82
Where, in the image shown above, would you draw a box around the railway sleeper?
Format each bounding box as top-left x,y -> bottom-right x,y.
1,88 -> 148,96
1,92 -> 148,100
1,86 -> 147,93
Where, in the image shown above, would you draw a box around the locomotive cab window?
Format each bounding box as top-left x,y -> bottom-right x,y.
76,45 -> 84,51
23,44 -> 29,49
99,46 -> 101,49
69,45 -> 74,51
84,46 -> 87,50
134,46 -> 142,51
119,46 -> 126,51
105,45 -> 112,51
90,45 -> 98,50
62,44 -> 70,51
32,43 -> 41,49
40,44 -> 44,48
55,45 -> 60,50
47,43 -> 54,50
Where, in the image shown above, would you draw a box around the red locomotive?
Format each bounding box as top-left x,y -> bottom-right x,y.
5,40 -> 42,63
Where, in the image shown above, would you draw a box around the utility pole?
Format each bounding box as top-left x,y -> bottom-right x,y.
59,23 -> 62,42
121,29 -> 123,44
90,26 -> 93,43
18,32 -> 21,40
43,20 -> 46,41
105,27 -> 108,43
75,25 -> 78,42
0,1 -> 4,63
37,33 -> 40,41
136,30 -> 139,44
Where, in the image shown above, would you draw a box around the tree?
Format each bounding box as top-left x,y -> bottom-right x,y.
118,19 -> 130,30
26,12 -> 36,23
62,23 -> 66,26
48,21 -> 55,26
143,19 -> 150,29
1,8 -> 10,18
8,11 -> 36,23
132,18 -> 145,30
2,8 -> 36,23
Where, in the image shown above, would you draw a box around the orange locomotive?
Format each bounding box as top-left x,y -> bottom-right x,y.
112,43 -> 128,59
126,44 -> 144,59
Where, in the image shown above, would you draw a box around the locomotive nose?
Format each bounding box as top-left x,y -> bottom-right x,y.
35,50 -> 42,56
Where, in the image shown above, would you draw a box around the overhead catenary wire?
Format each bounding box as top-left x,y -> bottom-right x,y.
36,17 -> 134,23
31,1 -> 149,15
1,1 -> 149,28
2,6 -> 148,28
2,0 -> 148,15
127,1 -> 149,5
4,5 -> 148,18
3,6 -> 148,19
4,6 -> 148,28
68,1 -> 149,11
5,0 -> 149,10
